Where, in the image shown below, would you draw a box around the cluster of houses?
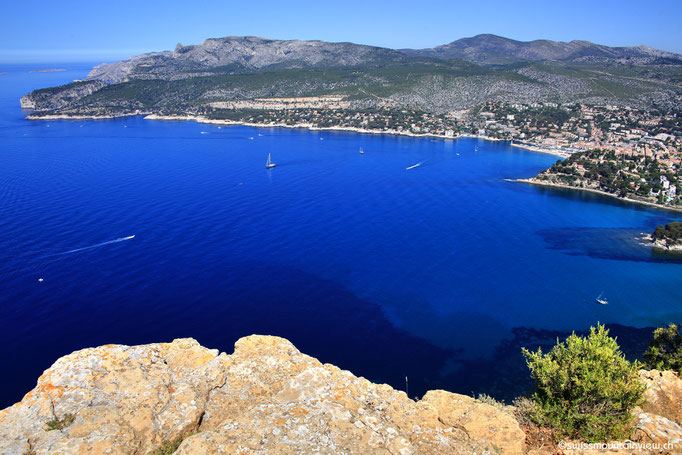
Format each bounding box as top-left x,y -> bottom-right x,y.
207,102 -> 680,185
659,175 -> 678,202
473,103 -> 681,169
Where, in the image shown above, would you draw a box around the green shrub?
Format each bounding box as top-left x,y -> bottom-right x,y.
522,324 -> 645,442
150,430 -> 198,455
45,413 -> 74,431
476,393 -> 507,411
150,437 -> 184,455
45,402 -> 74,432
643,324 -> 682,373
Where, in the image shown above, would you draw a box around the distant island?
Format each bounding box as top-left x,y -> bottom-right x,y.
18,35 -> 682,211
29,68 -> 66,73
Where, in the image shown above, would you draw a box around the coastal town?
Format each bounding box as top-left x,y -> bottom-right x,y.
195,98 -> 680,153
193,99 -> 682,209
475,102 -> 682,162
26,90 -> 682,210
466,102 -> 682,209
199,99 -> 681,159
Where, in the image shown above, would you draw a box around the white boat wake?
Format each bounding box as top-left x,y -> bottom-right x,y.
45,235 -> 135,257
406,161 -> 424,170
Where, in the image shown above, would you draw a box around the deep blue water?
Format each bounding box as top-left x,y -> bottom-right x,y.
1,64 -> 681,407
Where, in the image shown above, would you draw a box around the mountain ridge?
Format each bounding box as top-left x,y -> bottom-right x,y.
21,34 -> 682,115
401,33 -> 682,65
88,36 -> 412,83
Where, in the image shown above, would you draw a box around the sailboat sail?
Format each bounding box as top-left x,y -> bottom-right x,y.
266,153 -> 276,169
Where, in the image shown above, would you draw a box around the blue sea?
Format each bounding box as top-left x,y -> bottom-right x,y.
1,64 -> 681,407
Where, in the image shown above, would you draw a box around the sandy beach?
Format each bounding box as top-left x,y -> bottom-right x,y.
508,142 -> 572,158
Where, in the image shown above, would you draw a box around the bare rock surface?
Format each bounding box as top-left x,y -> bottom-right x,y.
639,369 -> 682,424
0,335 -> 520,454
20,79 -> 106,111
421,390 -> 525,455
87,37 -> 406,83
4,336 -> 682,454
632,412 -> 682,451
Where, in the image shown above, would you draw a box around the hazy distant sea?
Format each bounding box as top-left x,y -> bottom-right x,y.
0,63 -> 680,407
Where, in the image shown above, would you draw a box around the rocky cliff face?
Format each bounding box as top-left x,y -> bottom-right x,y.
20,79 -> 107,112
87,37 -> 408,83
87,51 -> 172,83
1,336 -> 680,454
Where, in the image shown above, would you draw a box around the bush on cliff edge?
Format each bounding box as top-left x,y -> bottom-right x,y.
644,323 -> 682,373
522,324 -> 645,442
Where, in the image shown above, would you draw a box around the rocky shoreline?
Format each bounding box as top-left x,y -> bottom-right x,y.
26,111 -> 147,120
515,178 -> 682,213
651,237 -> 682,251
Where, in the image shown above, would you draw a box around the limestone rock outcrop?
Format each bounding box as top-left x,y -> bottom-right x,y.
0,335 -> 524,454
639,369 -> 682,423
3,336 -> 682,454
20,79 -> 106,111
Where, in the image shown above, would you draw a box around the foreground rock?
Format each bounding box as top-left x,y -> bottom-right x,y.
0,336 -> 524,454
640,369 -> 682,423
3,336 -> 681,454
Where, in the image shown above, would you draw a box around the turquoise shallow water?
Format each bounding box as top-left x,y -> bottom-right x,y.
1,64 -> 681,406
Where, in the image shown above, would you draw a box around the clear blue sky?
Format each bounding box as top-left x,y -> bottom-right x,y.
2,0 -> 681,62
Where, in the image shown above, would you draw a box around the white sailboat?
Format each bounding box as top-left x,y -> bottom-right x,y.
359,147 -> 365,154
266,153 -> 276,169
596,292 -> 608,305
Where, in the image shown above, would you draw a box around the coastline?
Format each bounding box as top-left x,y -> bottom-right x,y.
24,111 -> 570,158
143,114 -> 570,158
25,112 -> 680,214
27,111 -> 146,120
514,178 -> 682,213
645,234 -> 682,252
507,142 -> 571,159
145,113 -> 465,140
